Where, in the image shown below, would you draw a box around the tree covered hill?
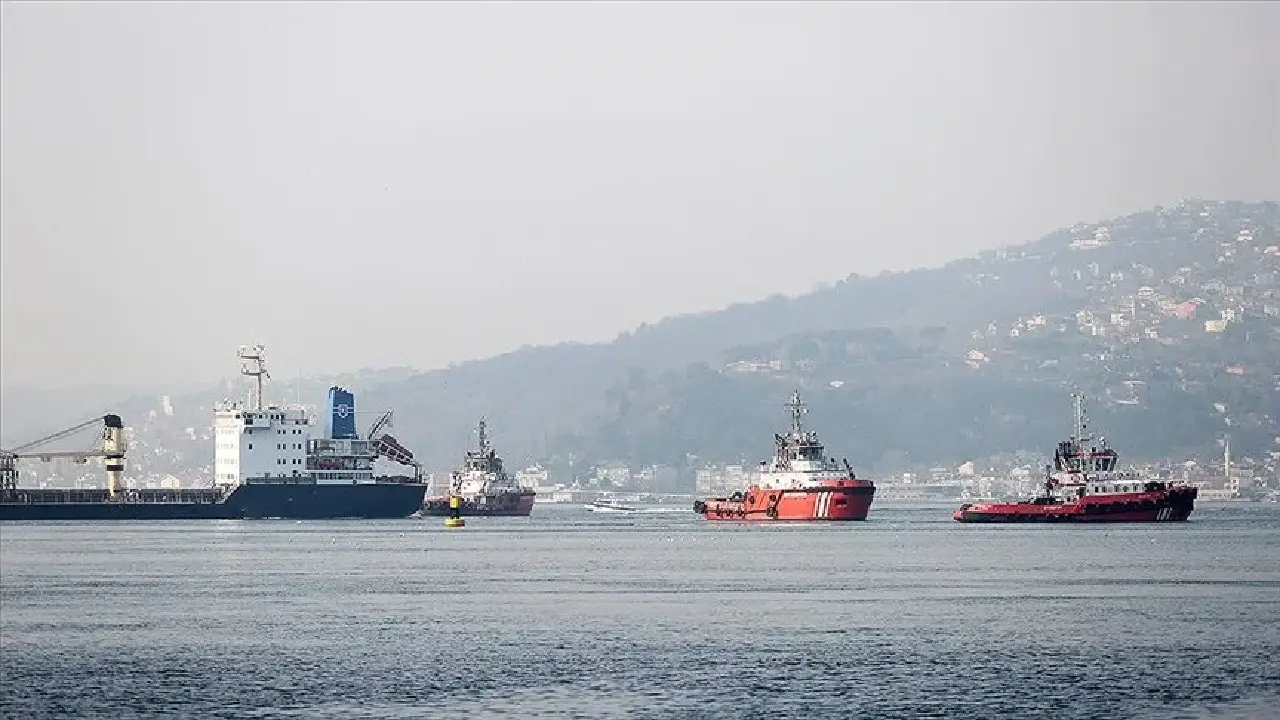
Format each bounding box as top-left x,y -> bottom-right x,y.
555,199 -> 1279,472
5,199 -> 1276,480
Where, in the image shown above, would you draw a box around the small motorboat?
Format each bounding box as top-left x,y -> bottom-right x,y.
583,499 -> 637,514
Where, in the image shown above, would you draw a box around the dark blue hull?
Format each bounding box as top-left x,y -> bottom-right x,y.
219,482 -> 427,520
0,482 -> 427,521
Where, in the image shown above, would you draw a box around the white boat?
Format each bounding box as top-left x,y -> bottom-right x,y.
584,499 -> 637,513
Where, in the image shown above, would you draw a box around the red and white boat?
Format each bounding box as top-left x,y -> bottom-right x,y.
421,418 -> 535,518
693,390 -> 875,521
953,392 -> 1197,523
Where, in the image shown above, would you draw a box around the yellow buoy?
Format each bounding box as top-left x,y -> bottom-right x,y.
444,494 -> 465,528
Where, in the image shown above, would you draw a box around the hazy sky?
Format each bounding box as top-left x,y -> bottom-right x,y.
2,1 -> 1276,389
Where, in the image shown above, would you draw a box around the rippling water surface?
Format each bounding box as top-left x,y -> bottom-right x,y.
3,502 -> 1279,719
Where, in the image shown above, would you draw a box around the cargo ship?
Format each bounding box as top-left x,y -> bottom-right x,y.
0,345 -> 428,521
693,390 -> 875,521
952,392 -> 1198,523
421,418 -> 535,517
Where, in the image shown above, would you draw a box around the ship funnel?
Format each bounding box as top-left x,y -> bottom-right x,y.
326,386 -> 358,440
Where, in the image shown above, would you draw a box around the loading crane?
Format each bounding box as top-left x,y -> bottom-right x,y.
363,409 -> 423,481
365,409 -> 394,442
0,414 -> 127,498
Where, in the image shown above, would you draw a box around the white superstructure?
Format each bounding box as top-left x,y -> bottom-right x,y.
447,418 -> 524,498
1039,393 -> 1150,501
754,390 -> 858,491
213,345 -> 397,487
214,404 -> 311,486
214,345 -> 313,486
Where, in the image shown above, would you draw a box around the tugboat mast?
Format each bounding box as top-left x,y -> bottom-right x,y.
785,390 -> 807,435
1071,391 -> 1089,445
477,417 -> 490,455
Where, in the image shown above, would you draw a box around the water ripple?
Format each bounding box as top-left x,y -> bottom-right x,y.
3,503 -> 1278,719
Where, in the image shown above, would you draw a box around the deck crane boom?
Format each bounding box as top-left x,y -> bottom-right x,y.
0,414 -> 127,498
365,409 -> 393,442
362,409 -> 422,481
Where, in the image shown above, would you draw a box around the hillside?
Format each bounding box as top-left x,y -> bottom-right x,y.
558,199 -> 1280,472
5,199 -> 1278,483
384,198 -> 1279,473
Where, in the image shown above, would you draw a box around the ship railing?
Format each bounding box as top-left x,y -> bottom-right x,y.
243,476 -> 323,485
1,487 -> 227,505
372,475 -> 423,484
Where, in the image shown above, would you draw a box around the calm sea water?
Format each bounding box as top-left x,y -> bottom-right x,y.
2,502 -> 1278,719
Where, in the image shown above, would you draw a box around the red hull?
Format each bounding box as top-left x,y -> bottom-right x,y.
695,480 -> 875,521
952,485 -> 1197,523
422,491 -> 535,517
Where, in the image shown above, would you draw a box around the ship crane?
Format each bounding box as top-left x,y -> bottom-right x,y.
365,409 -> 394,441
0,414 -> 127,498
363,409 -> 423,481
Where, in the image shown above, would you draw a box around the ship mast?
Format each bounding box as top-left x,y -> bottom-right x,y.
477,417 -> 490,455
238,345 -> 270,411
786,390 -> 807,435
1071,391 -> 1088,445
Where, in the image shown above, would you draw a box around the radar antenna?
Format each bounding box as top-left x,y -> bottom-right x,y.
238,345 -> 270,411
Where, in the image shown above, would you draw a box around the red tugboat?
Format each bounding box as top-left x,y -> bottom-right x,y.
953,392 -> 1198,523
693,390 -> 875,521
421,418 -> 536,518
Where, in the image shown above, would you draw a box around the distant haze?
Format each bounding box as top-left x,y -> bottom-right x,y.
2,1 -> 1276,389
